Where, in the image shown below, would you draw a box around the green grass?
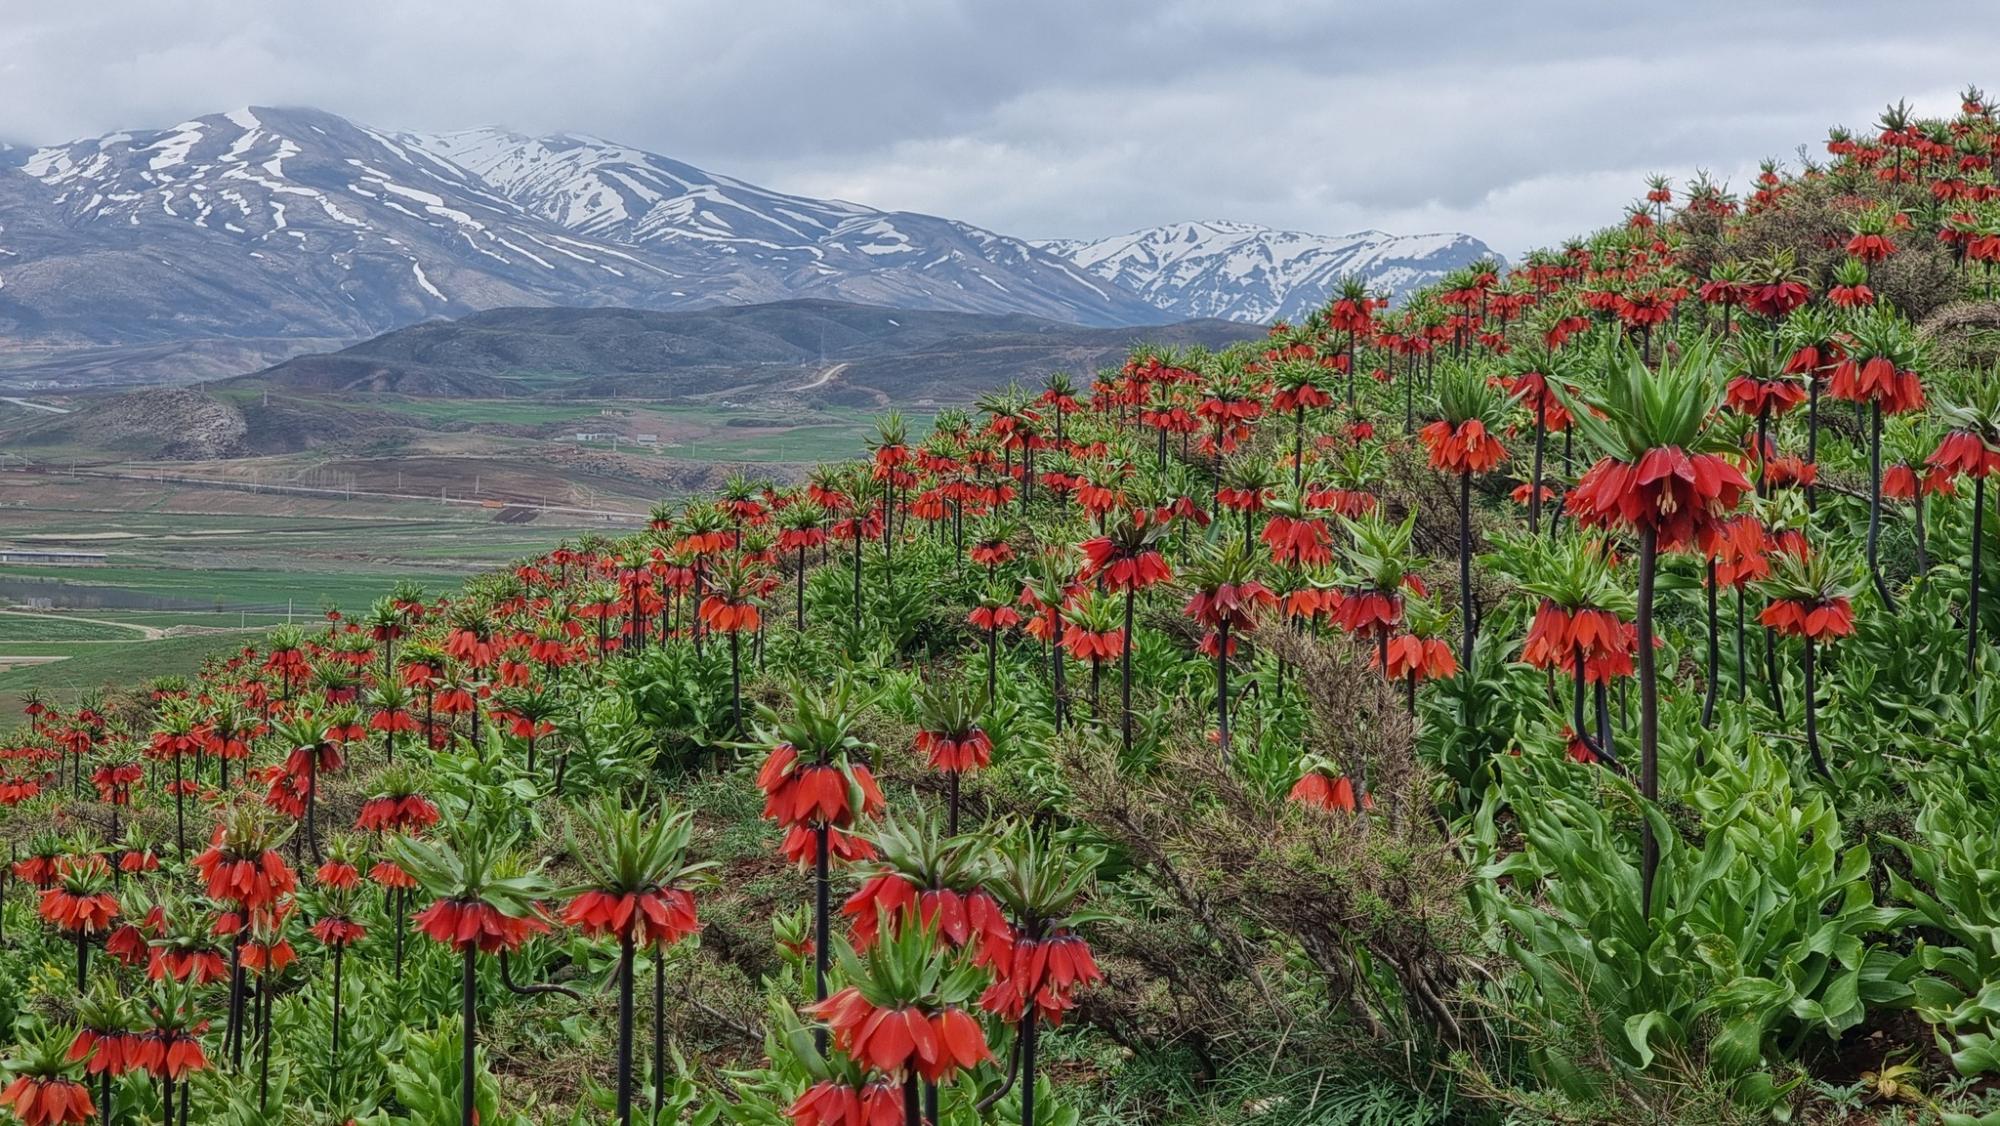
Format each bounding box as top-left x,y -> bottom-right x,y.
299,395 -> 934,465
361,398 -> 603,426
0,614 -> 146,641
0,633 -> 257,713
0,563 -> 463,614
72,609 -> 327,630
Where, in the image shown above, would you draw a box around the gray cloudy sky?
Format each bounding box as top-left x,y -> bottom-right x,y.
5,1 -> 1997,255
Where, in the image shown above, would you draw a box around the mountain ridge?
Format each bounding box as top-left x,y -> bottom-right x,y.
0,107 -> 1492,387
1035,219 -> 1499,323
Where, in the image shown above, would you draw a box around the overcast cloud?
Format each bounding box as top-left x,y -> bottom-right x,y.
4,1 -> 1996,255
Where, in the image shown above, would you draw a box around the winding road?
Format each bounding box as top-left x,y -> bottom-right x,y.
792,362 -> 849,392
0,609 -> 161,638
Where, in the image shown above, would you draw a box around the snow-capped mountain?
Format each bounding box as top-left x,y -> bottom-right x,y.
8,107 -> 684,351
1037,220 -> 1499,323
0,106 -> 1161,370
0,108 -> 1493,384
404,126 -> 1139,322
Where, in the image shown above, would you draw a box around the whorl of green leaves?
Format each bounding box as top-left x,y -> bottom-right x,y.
1562,336 -> 1731,460
561,794 -> 714,898
1335,509 -> 1418,594
1432,361 -> 1507,429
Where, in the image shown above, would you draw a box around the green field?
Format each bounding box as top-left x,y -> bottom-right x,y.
0,612 -> 147,641
0,632 -> 256,713
303,394 -> 933,466
67,608 -> 304,629
0,563 -> 453,614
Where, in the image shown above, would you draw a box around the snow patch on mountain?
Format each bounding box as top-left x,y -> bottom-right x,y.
1036,219 -> 1500,323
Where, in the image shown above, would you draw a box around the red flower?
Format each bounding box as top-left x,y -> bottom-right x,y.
757,747 -> 885,829
841,876 -> 1012,958
807,990 -> 991,1081
966,604 -> 1022,632
1305,486 -> 1376,517
1078,536 -> 1172,591
1510,482 -> 1558,507
1846,232 -> 1897,262
978,932 -> 1102,1027
968,541 -> 1015,569
1377,634 -> 1457,682
1929,431 -> 2000,480
560,887 -> 700,949
1418,419 -> 1507,474
787,1080 -> 903,1126
1724,377 -> 1807,418
412,897 -> 550,954
1288,771 -> 1373,813
1760,598 -> 1856,641
916,727 -> 992,773
1061,624 -> 1125,663
68,1029 -> 140,1078
310,917 -> 368,947
0,776 -> 43,806
0,1076 -> 94,1126
1332,588 -> 1402,638
1281,586 -> 1340,624
130,1031 -> 207,1081
1571,447 -> 1750,550
1271,382 -> 1333,413
1828,356 -> 1925,415
1184,581 -> 1277,632
1521,603 -> 1628,676
315,859 -> 360,890
1563,728 -> 1601,765
38,888 -> 119,936
779,825 -> 877,867
368,860 -> 420,890
1260,515 -> 1332,568
148,947 -> 230,985
193,845 -> 297,910
1741,281 -> 1811,319
355,793 -> 441,833
698,597 -> 761,633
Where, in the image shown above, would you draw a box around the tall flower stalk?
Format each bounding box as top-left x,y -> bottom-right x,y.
560,797 -> 711,1125
1421,365 -> 1510,669
1564,339 -> 1748,917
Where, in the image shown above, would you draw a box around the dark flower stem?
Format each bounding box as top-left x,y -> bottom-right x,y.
1972,476 -> 1986,677
1120,586 -> 1136,754
1458,472 -> 1475,670
652,944 -> 667,1121
615,933 -> 636,1125
813,823 -> 831,1056
1020,1010 -> 1040,1126
1803,639 -> 1828,776
1701,559 -> 1719,733
1868,403 -> 1899,612
1215,619 -> 1231,760
461,945 -> 478,1126
1637,525 -> 1661,921
1529,406 -> 1546,535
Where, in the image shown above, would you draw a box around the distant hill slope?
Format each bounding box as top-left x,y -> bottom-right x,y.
242,299 -> 1260,404
2,300 -> 1261,462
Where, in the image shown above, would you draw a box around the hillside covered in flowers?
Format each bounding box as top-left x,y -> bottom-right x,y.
7,89 -> 2000,1126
